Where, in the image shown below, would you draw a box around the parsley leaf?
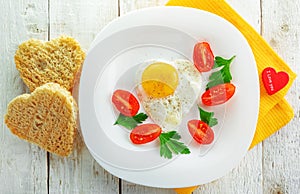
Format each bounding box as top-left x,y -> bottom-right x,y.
159,131 -> 191,159
114,113 -> 148,130
198,107 -> 218,127
206,56 -> 235,90
213,56 -> 236,68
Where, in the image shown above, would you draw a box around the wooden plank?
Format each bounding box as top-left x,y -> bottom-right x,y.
119,0 -> 168,15
49,0 -> 119,49
121,180 -> 175,194
192,0 -> 264,193
261,1 -> 300,193
0,1 -> 48,193
1,1 -> 299,194
48,0 -> 120,193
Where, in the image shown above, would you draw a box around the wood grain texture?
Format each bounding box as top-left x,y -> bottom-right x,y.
261,1 -> 300,193
120,0 -> 168,15
0,1 -> 299,194
0,1 -> 48,193
48,0 -> 120,194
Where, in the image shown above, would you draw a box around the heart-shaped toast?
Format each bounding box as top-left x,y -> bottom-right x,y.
4,83 -> 78,156
14,36 -> 85,92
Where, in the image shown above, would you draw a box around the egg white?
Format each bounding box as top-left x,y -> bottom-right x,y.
135,59 -> 203,131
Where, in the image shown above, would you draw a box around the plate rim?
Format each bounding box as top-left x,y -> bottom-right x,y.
79,6 -> 260,188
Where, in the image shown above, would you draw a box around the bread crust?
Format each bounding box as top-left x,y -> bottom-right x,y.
4,83 -> 78,156
14,36 -> 85,92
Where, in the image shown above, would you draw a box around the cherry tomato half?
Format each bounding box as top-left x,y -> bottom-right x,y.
193,42 -> 215,72
112,89 -> 140,117
130,124 -> 162,144
201,83 -> 236,106
187,120 -> 214,144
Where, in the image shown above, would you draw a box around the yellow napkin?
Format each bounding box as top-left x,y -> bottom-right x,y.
165,0 -> 297,193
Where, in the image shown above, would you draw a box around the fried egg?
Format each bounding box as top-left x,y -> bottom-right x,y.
135,59 -> 203,130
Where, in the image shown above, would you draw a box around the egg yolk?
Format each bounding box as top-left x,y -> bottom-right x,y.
141,62 -> 179,98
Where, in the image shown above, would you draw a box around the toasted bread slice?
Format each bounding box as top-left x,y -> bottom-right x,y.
14,36 -> 85,92
4,83 -> 77,156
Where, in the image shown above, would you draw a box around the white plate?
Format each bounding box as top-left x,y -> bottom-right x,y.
79,6 -> 259,188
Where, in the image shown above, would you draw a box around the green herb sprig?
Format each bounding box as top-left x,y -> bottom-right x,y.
114,113 -> 148,130
198,107 -> 218,127
159,131 -> 191,159
206,56 -> 236,90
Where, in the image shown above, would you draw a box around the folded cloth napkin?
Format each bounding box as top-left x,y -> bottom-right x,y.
165,0 -> 297,193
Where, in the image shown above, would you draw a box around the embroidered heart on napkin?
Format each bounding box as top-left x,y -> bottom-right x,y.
4,83 -> 78,156
14,36 -> 85,92
262,67 -> 289,95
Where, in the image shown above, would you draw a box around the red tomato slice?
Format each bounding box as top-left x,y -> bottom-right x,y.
193,42 -> 215,72
187,120 -> 214,144
130,124 -> 162,144
112,89 -> 140,116
201,83 -> 236,106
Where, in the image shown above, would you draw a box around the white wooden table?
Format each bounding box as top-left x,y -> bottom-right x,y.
1,0 -> 299,193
